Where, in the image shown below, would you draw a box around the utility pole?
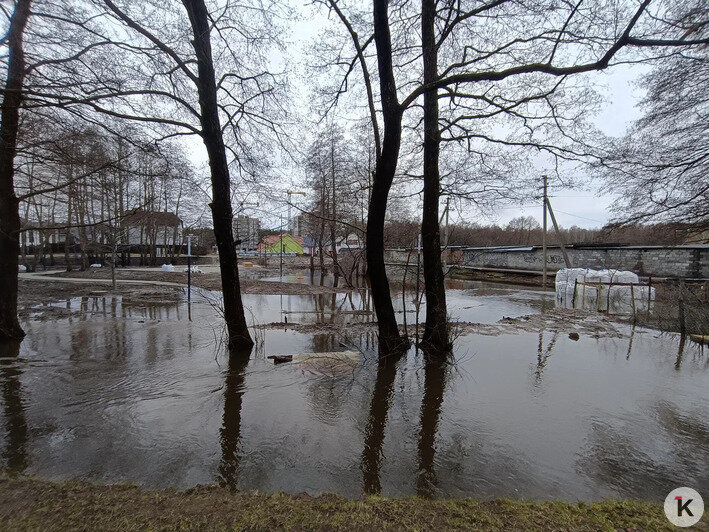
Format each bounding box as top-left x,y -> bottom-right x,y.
545,197 -> 571,268
542,174 -> 548,289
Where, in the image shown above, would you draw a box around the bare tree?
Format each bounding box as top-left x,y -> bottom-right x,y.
599,17 -> 708,230
420,0 -> 447,351
182,0 -> 252,351
0,0 -> 32,340
18,0 -> 287,351
365,0 -> 410,354
315,0 -> 706,355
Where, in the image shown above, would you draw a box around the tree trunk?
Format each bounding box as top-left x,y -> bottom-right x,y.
420,0 -> 449,353
0,0 -> 31,341
183,0 -> 253,353
329,137 -> 338,270
368,0 -> 407,355
319,177 -> 326,274
64,191 -> 72,271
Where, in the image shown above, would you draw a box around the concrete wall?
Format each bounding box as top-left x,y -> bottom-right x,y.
461,245 -> 709,278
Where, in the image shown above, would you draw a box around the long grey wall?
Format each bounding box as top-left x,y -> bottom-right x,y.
461,245 -> 709,278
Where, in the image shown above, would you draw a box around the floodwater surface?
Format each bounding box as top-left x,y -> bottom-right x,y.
1,278 -> 707,501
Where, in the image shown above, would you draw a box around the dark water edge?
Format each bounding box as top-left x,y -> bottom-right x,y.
1,279 -> 707,502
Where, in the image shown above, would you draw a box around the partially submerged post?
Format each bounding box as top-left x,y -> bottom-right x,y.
187,235 -> 192,302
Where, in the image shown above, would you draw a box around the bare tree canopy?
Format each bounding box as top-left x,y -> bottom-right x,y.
600,43 -> 708,229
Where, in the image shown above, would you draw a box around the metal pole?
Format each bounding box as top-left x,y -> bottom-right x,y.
287,192 -> 292,236
187,235 -> 192,302
542,174 -> 548,288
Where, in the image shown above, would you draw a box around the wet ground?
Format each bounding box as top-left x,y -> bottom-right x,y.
2,273 -> 707,501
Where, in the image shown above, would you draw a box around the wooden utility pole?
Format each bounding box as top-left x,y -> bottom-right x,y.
542,175 -> 548,288
545,197 -> 571,268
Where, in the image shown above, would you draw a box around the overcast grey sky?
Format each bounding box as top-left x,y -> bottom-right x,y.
492,65 -> 649,230
236,9 -> 653,231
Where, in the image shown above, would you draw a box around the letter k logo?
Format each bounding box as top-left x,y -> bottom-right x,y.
675,496 -> 694,517
665,487 -> 703,527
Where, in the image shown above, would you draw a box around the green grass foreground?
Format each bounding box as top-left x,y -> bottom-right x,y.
0,476 -> 696,531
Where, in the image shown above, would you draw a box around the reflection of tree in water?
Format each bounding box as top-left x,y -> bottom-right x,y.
533,329 -> 558,385
578,402 -> 709,498
361,353 -> 402,494
303,370 -> 354,424
674,334 -> 685,370
417,356 -> 447,498
0,341 -> 28,474
653,401 -> 709,487
217,356 -> 249,489
311,333 -> 337,353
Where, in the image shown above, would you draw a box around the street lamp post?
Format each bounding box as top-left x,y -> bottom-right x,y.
282,190 -> 306,280
286,190 -> 307,236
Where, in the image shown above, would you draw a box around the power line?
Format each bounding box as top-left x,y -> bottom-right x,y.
552,209 -> 606,224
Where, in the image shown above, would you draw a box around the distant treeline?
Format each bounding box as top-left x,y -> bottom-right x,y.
384,218 -> 704,249
185,220 -> 704,252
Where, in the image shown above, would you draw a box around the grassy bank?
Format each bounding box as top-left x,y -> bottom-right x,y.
0,477 -> 686,531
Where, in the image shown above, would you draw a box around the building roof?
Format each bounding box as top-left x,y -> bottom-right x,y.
122,209 -> 181,227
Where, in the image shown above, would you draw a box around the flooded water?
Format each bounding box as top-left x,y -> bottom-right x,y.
1,276 -> 707,501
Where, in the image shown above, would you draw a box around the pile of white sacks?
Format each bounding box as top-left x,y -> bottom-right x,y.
555,268 -> 655,314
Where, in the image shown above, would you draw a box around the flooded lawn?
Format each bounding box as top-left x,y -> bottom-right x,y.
1,278 -> 707,501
